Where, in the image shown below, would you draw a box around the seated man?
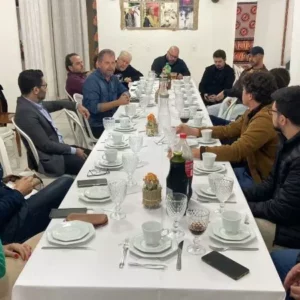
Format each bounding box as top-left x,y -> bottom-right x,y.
151,46 -> 190,79
15,70 -> 90,177
177,72 -> 278,189
244,86 -> 300,250
65,53 -> 87,97
114,51 -> 143,89
83,49 -> 130,138
199,49 -> 235,106
0,163 -> 73,244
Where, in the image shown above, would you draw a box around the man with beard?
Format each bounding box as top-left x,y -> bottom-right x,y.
151,46 -> 190,79
15,69 -> 90,176
83,49 -> 130,138
244,86 -> 300,250
114,51 -> 143,89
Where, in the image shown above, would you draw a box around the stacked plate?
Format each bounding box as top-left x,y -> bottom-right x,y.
194,184 -> 235,203
197,137 -> 218,144
209,220 -> 256,245
186,138 -> 199,148
114,124 -> 136,133
120,112 -> 140,119
95,155 -> 123,170
47,221 -> 95,246
194,162 -> 226,175
187,120 -> 207,128
105,140 -> 129,149
79,186 -> 111,203
129,234 -> 177,259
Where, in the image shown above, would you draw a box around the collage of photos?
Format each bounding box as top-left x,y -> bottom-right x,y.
121,0 -> 198,30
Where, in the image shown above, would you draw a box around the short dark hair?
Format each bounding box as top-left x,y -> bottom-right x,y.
93,54 -> 98,69
97,49 -> 115,62
65,53 -> 78,72
271,86 -> 300,126
18,69 -> 44,95
213,49 -> 226,60
270,68 -> 290,89
242,71 -> 278,104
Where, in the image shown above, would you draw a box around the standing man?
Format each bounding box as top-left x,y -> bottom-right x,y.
151,46 -> 191,79
83,49 -> 130,138
199,49 -> 235,106
114,51 -> 143,89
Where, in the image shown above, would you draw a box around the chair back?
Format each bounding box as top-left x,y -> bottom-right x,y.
65,87 -> 75,102
0,136 -> 13,175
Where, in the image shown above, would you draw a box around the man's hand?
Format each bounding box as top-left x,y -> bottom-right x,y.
177,74 -> 183,79
215,91 -> 225,102
208,95 -> 217,102
284,263 -> 300,290
77,104 -> 90,119
117,94 -> 130,106
176,124 -> 199,136
290,284 -> 300,299
4,243 -> 32,261
14,177 -> 34,196
124,77 -> 132,83
192,148 -> 200,158
75,148 -> 87,160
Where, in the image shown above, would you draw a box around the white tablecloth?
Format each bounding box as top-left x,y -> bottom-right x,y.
12,80 -> 285,300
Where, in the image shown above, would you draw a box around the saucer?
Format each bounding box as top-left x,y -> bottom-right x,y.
100,156 -> 122,167
187,139 -> 199,147
95,160 -> 123,170
200,185 -> 215,196
212,221 -> 251,241
187,120 -> 205,128
51,221 -> 90,242
196,163 -> 223,172
114,126 -> 136,133
84,186 -> 110,200
79,189 -> 111,203
133,234 -> 172,253
106,141 -> 129,149
198,137 -> 218,144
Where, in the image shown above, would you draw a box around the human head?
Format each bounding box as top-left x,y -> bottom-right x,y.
65,53 -> 84,73
166,46 -> 179,65
97,49 -> 116,77
248,46 -> 264,68
213,49 -> 226,69
241,71 -> 277,107
270,86 -> 300,136
270,68 -> 290,89
18,69 -> 47,103
116,51 -> 132,71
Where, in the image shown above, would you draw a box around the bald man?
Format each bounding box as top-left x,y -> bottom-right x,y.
114,51 -> 143,89
151,46 -> 191,79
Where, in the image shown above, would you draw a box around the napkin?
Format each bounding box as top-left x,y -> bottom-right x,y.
66,213 -> 108,227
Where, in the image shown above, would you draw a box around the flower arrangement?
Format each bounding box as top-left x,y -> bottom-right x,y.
142,172 -> 162,209
146,114 -> 158,136
143,172 -> 159,190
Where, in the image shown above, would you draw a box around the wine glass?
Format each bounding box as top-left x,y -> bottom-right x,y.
108,179 -> 127,220
125,104 -> 137,125
122,152 -> 138,187
166,193 -> 188,239
180,109 -> 190,124
186,207 -> 210,255
164,127 -> 178,152
139,94 -> 150,117
129,134 -> 144,166
103,117 -> 115,141
215,176 -> 234,214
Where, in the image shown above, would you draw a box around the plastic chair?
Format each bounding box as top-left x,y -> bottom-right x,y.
218,97 -> 236,118
0,136 -> 13,176
65,87 -> 75,102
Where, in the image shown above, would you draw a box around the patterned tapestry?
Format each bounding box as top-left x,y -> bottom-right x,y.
120,0 -> 199,30
234,2 -> 257,65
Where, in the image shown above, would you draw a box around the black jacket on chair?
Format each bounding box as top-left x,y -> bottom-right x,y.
244,132 -> 300,248
14,96 -> 76,177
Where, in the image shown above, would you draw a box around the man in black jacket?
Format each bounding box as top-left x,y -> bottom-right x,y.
199,49 -> 235,106
244,86 -> 300,250
114,51 -> 143,89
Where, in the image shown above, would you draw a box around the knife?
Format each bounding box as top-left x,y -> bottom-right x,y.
119,238 -> 129,269
176,241 -> 184,271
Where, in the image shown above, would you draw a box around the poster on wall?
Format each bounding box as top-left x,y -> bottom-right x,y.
120,0 -> 199,30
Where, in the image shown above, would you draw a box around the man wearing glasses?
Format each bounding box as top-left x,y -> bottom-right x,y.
151,46 -> 191,79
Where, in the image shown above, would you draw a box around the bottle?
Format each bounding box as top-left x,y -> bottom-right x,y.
157,82 -> 170,134
163,63 -> 172,89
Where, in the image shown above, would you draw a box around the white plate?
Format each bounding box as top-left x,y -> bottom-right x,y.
84,186 -> 110,200
95,160 -> 123,170
209,222 -> 256,245
51,221 -> 90,242
47,222 -> 95,245
212,221 -> 251,241
105,142 -> 129,149
196,163 -> 223,172
120,113 -> 139,119
195,189 -> 217,200
133,234 -> 172,254
78,190 -> 111,203
194,187 -> 236,203
114,127 -> 137,133
187,121 -> 206,128
99,157 -> 122,167
194,164 -> 226,174
187,139 -> 199,147
200,185 -> 215,196
129,237 -> 177,259
198,137 -> 218,144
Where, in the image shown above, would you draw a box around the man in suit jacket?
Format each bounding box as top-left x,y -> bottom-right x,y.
15,70 -> 90,177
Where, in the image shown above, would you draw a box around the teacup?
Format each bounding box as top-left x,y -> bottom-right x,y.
193,113 -> 203,127
202,153 -> 217,169
222,210 -> 242,235
102,149 -> 118,163
201,129 -> 212,142
120,117 -> 130,128
142,221 -> 169,246
111,132 -> 123,145
208,173 -> 224,193
189,106 -> 197,118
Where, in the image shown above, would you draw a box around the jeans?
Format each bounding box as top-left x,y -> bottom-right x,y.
234,167 -> 254,190
271,250 -> 300,300
1,176 -> 74,244
207,103 -> 222,117
91,126 -> 104,139
209,115 -> 231,126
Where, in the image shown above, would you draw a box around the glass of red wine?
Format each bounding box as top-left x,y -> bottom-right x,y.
180,109 -> 190,124
186,207 -> 210,255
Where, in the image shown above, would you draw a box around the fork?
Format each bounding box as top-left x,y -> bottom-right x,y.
128,262 -> 167,270
154,136 -> 165,145
209,245 -> 259,252
119,238 -> 130,269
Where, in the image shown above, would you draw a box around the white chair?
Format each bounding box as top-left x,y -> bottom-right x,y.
0,136 -> 13,176
65,86 -> 75,102
63,109 -> 92,150
73,93 -> 98,143
0,127 -> 20,168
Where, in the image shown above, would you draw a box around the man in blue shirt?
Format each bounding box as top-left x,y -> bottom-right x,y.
83,49 -> 130,138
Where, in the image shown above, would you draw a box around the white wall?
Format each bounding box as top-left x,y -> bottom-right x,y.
284,0 -> 294,65
97,0 -> 237,86
0,0 -> 22,112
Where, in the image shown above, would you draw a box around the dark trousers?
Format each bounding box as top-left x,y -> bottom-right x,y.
209,115 -> 231,126
234,167 -> 254,190
63,146 -> 91,175
1,176 -> 74,244
91,126 -> 104,139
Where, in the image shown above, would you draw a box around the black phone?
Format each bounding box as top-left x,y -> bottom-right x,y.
77,178 -> 108,188
202,251 -> 249,280
49,208 -> 88,219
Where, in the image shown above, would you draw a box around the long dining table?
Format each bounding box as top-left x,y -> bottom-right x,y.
12,79 -> 285,300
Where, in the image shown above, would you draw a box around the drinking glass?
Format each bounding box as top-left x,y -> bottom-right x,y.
122,152 -> 138,187
175,95 -> 184,114
108,179 -> 127,220
179,110 -> 190,124
129,134 -> 145,166
164,127 -> 178,151
215,176 -> 234,214
148,71 -> 156,80
125,104 -> 137,125
166,193 -> 188,239
186,207 -> 210,255
139,94 -> 150,117
103,117 -> 115,141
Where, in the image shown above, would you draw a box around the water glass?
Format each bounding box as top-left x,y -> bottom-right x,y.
166,193 -> 188,239
103,117 -> 115,140
122,152 -> 138,187
140,94 -> 150,116
108,179 -> 127,220
129,134 -> 144,165
215,176 -> 234,214
125,104 -> 137,124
